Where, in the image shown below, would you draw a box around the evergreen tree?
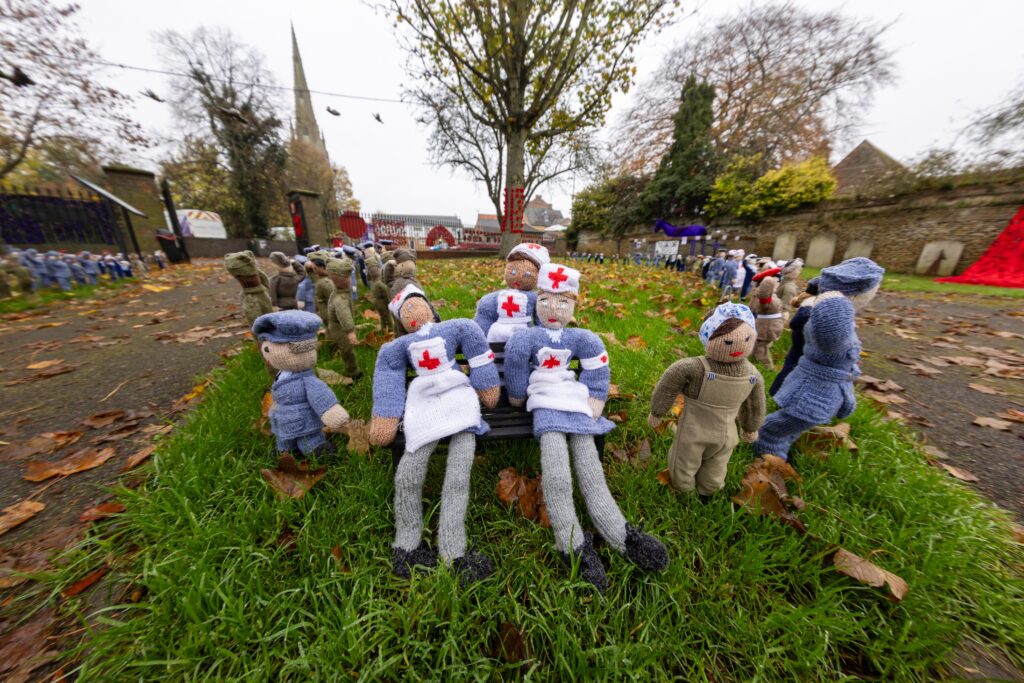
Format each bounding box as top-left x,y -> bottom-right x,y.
641,74 -> 717,220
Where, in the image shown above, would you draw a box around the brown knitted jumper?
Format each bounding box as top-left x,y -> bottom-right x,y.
650,356 -> 765,434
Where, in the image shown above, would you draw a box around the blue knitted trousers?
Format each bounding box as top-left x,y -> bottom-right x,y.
754,409 -> 818,460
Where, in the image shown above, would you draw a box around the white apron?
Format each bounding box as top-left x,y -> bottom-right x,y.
525,347 -> 591,415
487,289 -> 531,344
403,336 -> 481,453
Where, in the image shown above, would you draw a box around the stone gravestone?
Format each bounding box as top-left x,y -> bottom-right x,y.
805,233 -> 837,268
915,240 -> 964,276
843,238 -> 874,260
772,232 -> 797,261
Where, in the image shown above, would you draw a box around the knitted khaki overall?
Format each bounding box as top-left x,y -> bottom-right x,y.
313,268 -> 335,327
367,262 -> 393,331
749,276 -> 784,369
325,259 -> 361,379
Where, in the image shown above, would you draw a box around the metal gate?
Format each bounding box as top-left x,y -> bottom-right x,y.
0,185 -> 127,253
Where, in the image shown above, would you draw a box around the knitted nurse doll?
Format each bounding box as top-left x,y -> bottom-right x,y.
370,285 -> 501,583
648,303 -> 765,498
473,243 -> 550,345
505,263 -> 669,592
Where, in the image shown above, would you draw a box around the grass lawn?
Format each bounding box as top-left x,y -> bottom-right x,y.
38,259 -> 1023,680
801,266 -> 1024,299
0,279 -> 126,315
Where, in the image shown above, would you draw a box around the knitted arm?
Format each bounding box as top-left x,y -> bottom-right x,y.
473,291 -> 499,335
303,375 -> 340,416
269,276 -> 280,307
330,294 -> 355,333
808,295 -> 856,351
738,372 -> 767,434
258,269 -> 270,291
504,328 -> 536,402
650,358 -> 702,416
372,341 -> 408,418
575,330 -> 610,400
449,319 -> 499,390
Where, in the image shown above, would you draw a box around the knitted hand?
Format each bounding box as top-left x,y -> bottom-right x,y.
297,301 -> 305,310
742,430 -> 758,442
369,416 -> 400,446
647,413 -> 661,429
838,393 -> 856,419
321,404 -> 350,432
588,397 -> 605,419
509,396 -> 525,408
477,385 -> 500,408
347,332 -> 357,345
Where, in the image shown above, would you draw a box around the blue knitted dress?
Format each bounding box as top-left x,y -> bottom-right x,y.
505,326 -> 615,438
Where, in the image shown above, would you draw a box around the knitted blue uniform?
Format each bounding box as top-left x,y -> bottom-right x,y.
47,258 -> 72,290
296,277 -> 316,313
720,259 -> 738,289
269,369 -> 339,453
473,289 -> 537,337
505,327 -> 615,438
756,296 -> 860,459
80,258 -> 100,285
770,305 -> 812,396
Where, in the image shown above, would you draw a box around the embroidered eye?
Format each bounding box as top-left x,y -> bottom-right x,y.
745,336 -> 750,342
262,345 -> 269,353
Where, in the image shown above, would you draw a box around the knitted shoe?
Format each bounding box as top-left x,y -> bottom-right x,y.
392,541 -> 437,579
451,551 -> 494,585
624,523 -> 669,572
312,440 -> 337,459
559,533 -> 608,593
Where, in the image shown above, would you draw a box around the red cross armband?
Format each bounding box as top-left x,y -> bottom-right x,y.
468,350 -> 496,368
580,352 -> 610,371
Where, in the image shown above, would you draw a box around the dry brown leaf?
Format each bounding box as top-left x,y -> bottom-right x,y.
61,565 -> 109,598
625,335 -> 648,350
495,467 -> 549,527
81,410 -> 127,429
21,431 -> 83,456
23,447 -> 117,482
261,454 -> 327,499
997,408 -> 1024,424
862,390 -> 907,405
341,419 -> 371,454
967,383 -> 1004,396
656,468 -> 671,486
732,457 -> 806,533
1010,523 -> 1024,544
317,368 -> 354,385
122,445 -> 157,471
832,548 -> 908,602
0,500 -> 45,536
939,463 -> 980,482
362,309 -> 381,321
597,331 -> 623,348
493,621 -> 528,663
25,359 -> 64,370
93,423 -> 141,444
973,416 -> 1013,431
0,607 -> 56,676
79,502 -> 126,522
670,393 -> 686,418
802,423 -> 858,453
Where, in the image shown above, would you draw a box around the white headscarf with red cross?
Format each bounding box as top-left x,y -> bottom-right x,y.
507,242 -> 551,268
538,263 -> 580,296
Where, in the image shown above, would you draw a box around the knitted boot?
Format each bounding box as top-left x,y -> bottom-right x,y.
624,523 -> 669,572
559,532 -> 608,593
392,541 -> 438,579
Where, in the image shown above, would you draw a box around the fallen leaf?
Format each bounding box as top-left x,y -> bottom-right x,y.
341,419 -> 371,454
0,608 -> 55,675
1010,523 -> 1024,544
973,416 -> 1012,431
626,335 -> 648,350
261,454 -> 328,499
0,500 -> 45,536
832,548 -> 908,602
81,410 -> 127,429
93,423 -> 141,443
495,467 -> 549,527
61,565 -> 109,597
79,502 -> 126,522
802,423 -> 858,453
317,367 -> 354,385
492,621 -> 528,663
141,284 -> 171,292
998,408 -> 1024,424
23,447 -> 117,482
732,456 -> 806,532
25,359 -> 64,370
939,463 -> 980,482
597,331 -> 622,347
656,468 -> 671,486
862,390 -> 906,405
122,444 -> 157,471
362,309 -> 381,321
967,383 -> 1004,396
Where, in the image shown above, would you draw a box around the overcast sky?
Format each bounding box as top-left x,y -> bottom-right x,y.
76,0 -> 1024,226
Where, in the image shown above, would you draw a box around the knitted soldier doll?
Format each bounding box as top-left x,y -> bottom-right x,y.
649,304 -> 766,498
473,242 -> 550,345
253,311 -> 350,458
295,259 -> 317,313
45,251 -> 73,290
749,276 -> 784,369
505,264 -> 669,592
389,248 -> 419,296
66,256 -> 88,286
79,252 -> 100,285
380,249 -> 397,290
365,255 -> 393,332
310,252 -> 335,327
130,254 -> 148,279
776,259 -> 804,312
370,284 -> 501,582
325,257 -> 361,380
0,257 -> 11,299
225,251 -> 274,327
755,258 -> 884,461
705,250 -> 726,286
268,252 -> 301,310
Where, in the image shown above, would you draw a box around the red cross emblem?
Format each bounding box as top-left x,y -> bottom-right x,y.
392,293 -> 402,304
600,354 -> 607,363
542,355 -> 561,369
418,349 -> 441,370
526,243 -> 541,250
547,267 -> 568,289
488,352 -> 495,359
500,295 -> 521,317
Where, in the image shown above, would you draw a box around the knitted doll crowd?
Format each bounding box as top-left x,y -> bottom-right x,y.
236,241 -> 884,592
0,247 -> 167,300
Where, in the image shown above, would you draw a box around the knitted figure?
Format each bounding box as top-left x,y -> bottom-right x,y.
776,259 -> 804,311
370,284 -> 501,583
366,256 -> 393,332
389,248 -> 419,296
755,258 -> 884,461
45,251 -> 72,290
309,253 -> 335,327
0,259 -> 11,299
325,258 -> 361,379
79,252 -> 100,285
505,263 -> 668,592
770,279 -> 819,397
65,256 -> 87,286
704,250 -> 726,286
253,311 -> 350,458
649,303 -> 766,497
473,242 -> 550,345
225,251 -> 273,327
381,249 -> 398,290
5,253 -> 33,294
268,252 -> 301,310
295,260 -> 317,313
749,276 -> 784,369
130,254 -> 148,278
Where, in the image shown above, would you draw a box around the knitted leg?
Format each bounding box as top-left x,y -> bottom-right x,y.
694,444 -> 732,496
335,336 -> 361,377
568,434 -> 626,552
753,340 -> 770,365
393,440 -> 437,552
437,432 -> 474,561
754,410 -> 817,460
540,432 -> 585,553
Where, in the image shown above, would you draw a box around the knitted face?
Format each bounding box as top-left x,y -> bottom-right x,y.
396,261 -> 417,278
705,318 -> 756,363
847,285 -> 880,311
399,296 -> 434,331
260,339 -> 318,373
504,256 -> 539,291
536,291 -> 575,330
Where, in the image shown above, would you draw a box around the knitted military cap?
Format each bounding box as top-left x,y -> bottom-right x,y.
780,258 -> 804,277
393,248 -> 417,264
818,257 -> 884,295
224,251 -> 258,276
698,303 -> 756,346
269,251 -> 291,268
252,310 -> 322,343
508,242 -> 550,268
326,257 -> 354,277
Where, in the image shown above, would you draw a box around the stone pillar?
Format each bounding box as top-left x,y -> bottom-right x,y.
287,189 -> 329,250
101,165 -> 164,255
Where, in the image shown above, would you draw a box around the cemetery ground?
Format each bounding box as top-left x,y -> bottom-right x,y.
0,259 -> 1022,680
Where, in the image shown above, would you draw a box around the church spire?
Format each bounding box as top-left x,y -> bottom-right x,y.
291,23 -> 329,162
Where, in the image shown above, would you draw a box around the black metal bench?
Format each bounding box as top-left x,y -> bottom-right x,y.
390,341 -> 606,465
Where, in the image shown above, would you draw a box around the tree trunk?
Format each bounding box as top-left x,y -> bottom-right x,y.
498,127 -> 528,258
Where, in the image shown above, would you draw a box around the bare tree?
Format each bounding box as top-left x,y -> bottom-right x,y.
613,2 -> 896,175
0,0 -> 146,181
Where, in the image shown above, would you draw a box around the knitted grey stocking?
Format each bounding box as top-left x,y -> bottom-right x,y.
569,433 -> 627,552
540,431 -> 585,553
437,431 -> 474,561
393,440 -> 437,552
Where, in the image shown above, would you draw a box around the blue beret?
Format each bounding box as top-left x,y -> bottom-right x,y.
818,257 -> 884,295
252,310 -> 321,342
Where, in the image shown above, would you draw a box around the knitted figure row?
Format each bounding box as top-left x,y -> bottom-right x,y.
0,248 -> 164,299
